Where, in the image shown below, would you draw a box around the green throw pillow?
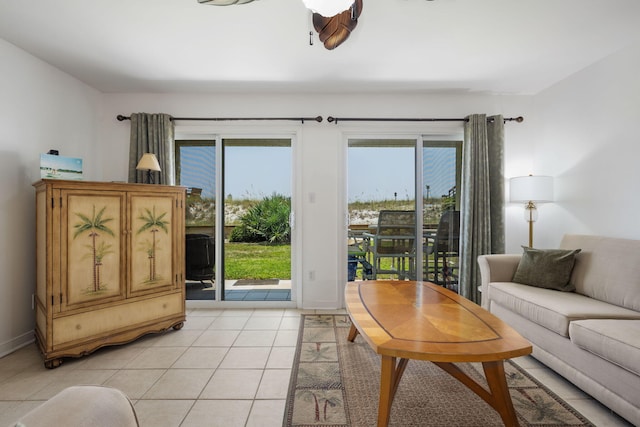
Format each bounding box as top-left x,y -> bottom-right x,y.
512,246 -> 581,291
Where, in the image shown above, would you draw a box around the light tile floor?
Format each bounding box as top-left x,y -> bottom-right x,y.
0,308 -> 634,427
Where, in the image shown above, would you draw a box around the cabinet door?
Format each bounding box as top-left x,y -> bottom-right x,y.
129,194 -> 178,295
60,190 -> 126,311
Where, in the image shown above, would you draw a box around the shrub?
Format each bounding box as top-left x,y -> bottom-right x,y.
229,194 -> 291,244
186,196 -> 214,227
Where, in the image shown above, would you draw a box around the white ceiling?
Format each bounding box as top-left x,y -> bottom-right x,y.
1,0 -> 640,95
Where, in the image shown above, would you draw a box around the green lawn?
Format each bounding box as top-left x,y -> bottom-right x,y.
224,242 -> 291,280
223,241 -> 433,281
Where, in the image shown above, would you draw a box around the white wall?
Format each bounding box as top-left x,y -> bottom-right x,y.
505,42 -> 640,252
0,39 -> 102,356
99,92 -> 534,309
9,37 -> 636,355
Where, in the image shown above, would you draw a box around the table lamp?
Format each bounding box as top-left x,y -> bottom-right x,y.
136,153 -> 161,184
510,175 -> 553,248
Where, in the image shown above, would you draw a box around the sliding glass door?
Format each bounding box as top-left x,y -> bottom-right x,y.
176,137 -> 293,303
422,141 -> 461,291
222,139 -> 292,302
177,141 -> 217,300
346,137 -> 462,290
347,139 -> 417,281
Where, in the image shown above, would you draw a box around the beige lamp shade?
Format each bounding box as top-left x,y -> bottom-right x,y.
136,153 -> 161,172
510,175 -> 553,203
301,0 -> 353,17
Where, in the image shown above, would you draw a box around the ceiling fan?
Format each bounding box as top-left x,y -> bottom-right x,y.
198,0 -> 362,50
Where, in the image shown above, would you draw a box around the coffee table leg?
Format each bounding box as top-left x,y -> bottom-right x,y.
347,323 -> 359,342
434,361 -> 520,427
378,356 -> 395,427
483,361 -> 519,427
378,356 -> 409,427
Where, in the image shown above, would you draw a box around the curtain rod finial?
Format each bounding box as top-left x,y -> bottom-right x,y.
116,115 -> 130,121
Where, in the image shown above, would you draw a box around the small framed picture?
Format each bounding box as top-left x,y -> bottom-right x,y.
40,153 -> 83,180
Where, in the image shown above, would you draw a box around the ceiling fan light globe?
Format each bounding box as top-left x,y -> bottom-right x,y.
197,0 -> 256,5
302,0 -> 353,17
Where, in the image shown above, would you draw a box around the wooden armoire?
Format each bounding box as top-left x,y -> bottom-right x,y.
34,179 -> 186,368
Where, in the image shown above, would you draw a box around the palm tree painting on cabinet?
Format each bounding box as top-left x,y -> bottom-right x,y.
130,196 -> 174,292
73,205 -> 115,293
66,194 -> 123,305
136,205 -> 169,283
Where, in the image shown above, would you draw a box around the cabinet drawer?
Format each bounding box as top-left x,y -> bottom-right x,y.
52,293 -> 183,346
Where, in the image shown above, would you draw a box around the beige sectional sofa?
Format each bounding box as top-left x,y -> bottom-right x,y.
478,234 -> 640,426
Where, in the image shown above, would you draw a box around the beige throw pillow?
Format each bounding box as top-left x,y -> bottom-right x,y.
512,246 -> 581,291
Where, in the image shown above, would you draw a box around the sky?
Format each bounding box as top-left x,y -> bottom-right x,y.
348,146 -> 456,202
178,144 -> 456,202
178,145 -> 291,199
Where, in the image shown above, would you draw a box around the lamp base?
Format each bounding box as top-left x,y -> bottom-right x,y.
525,201 -> 537,248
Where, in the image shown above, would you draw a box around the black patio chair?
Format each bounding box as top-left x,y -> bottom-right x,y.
185,233 -> 215,285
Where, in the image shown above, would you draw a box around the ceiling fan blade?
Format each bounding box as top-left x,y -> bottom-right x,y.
313,0 -> 363,50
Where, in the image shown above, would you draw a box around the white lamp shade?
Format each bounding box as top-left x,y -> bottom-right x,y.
136,153 -> 161,172
301,0 -> 353,17
510,175 -> 553,203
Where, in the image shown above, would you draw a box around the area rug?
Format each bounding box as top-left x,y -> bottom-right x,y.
233,279 -> 280,286
283,314 -> 594,427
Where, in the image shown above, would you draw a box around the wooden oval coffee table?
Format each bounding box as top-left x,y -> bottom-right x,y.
345,280 -> 532,427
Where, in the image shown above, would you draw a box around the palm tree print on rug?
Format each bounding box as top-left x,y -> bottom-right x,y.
283,314 -> 594,426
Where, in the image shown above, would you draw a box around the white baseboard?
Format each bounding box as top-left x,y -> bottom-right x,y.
0,330 -> 35,358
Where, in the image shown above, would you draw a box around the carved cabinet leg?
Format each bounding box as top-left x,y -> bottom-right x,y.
44,358 -> 63,369
173,322 -> 185,330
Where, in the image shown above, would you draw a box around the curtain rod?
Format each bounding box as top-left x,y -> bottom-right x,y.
116,115 -> 323,124
326,116 -> 524,124
116,114 -> 523,125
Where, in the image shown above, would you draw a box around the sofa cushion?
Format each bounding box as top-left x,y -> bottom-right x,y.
512,246 -> 581,291
570,319 -> 640,376
560,234 -> 640,311
488,282 -> 640,337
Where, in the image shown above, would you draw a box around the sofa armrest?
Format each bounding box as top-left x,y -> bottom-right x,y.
477,254 -> 522,309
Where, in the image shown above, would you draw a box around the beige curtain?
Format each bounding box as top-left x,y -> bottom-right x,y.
127,113 -> 175,185
459,114 -> 505,304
